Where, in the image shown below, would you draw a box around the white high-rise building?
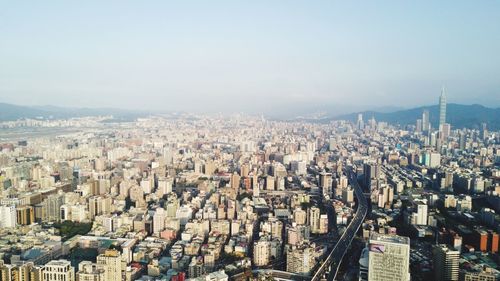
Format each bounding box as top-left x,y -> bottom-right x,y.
309,207 -> 321,234
153,207 -> 166,234
0,205 -> 17,228
439,87 -> 447,129
416,202 -> 428,225
368,233 -> 410,281
156,177 -> 173,197
422,109 -> 430,132
43,260 -> 75,281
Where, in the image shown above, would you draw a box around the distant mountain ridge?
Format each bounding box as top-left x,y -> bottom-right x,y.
334,103 -> 500,130
0,103 -> 148,121
0,102 -> 498,130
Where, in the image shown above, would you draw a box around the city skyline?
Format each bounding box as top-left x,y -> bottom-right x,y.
0,2 -> 499,281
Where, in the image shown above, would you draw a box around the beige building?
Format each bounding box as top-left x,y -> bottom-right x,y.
96,250 -> 122,281
76,261 -> 105,281
253,240 -> 271,266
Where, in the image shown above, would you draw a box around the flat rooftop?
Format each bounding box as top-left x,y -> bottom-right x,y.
370,233 -> 410,245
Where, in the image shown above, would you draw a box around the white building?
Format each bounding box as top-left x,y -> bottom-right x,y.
0,205 -> 17,228
368,233 -> 410,281
153,207 -> 166,234
43,260 -> 75,281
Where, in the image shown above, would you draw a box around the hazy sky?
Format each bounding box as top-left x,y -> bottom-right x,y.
1,1 -> 499,114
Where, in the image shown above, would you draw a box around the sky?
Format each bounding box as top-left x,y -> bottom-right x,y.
0,1 -> 499,115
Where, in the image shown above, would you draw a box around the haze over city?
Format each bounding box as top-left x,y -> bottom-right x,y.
1,1 -> 500,113
0,2 -> 499,281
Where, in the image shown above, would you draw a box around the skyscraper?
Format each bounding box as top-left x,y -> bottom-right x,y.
357,113 -> 364,130
416,119 -> 422,133
422,109 -> 430,133
459,130 -> 466,150
439,87 -> 447,129
416,202 -> 428,225
481,123 -> 488,140
309,207 -> 321,234
363,162 -> 380,189
433,244 -> 459,281
368,233 -> 410,281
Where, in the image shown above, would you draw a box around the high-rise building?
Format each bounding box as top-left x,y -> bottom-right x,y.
319,214 -> 328,234
319,172 -> 332,198
43,260 -> 75,281
416,119 -> 422,133
253,240 -> 271,266
433,244 -> 459,281
42,193 -> 64,222
156,177 -> 173,197
230,172 -> 241,192
357,113 -> 364,130
481,123 -> 488,140
16,205 -> 35,225
416,202 -> 428,225
266,176 -> 275,191
88,196 -> 112,219
286,242 -> 316,275
153,207 -> 166,235
96,250 -> 122,281
293,208 -> 307,225
440,123 -> 451,141
368,233 -> 410,281
439,87 -> 447,129
309,207 -> 321,234
364,162 -> 380,188
343,187 -> 354,204
0,205 -> 17,228
459,131 -> 466,150
422,109 -> 430,133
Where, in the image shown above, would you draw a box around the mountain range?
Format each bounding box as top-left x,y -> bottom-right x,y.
0,103 -> 149,122
0,102 -> 498,130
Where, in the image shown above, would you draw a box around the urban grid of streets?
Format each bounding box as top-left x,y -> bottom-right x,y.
0,109 -> 499,281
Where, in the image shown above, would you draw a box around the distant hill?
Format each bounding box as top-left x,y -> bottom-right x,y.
334,103 -> 500,130
1,102 -> 498,130
0,103 -> 149,121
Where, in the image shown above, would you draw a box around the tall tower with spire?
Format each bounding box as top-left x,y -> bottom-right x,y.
439,87 -> 447,129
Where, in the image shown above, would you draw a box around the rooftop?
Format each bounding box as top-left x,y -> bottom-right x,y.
369,233 -> 410,245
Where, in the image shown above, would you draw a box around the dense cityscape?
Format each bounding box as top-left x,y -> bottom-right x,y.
0,89 -> 498,281
2,0 -> 500,280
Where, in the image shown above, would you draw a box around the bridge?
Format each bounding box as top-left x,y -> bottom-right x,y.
310,167 -> 368,281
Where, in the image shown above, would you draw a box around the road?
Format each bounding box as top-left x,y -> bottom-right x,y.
311,167 -> 368,281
